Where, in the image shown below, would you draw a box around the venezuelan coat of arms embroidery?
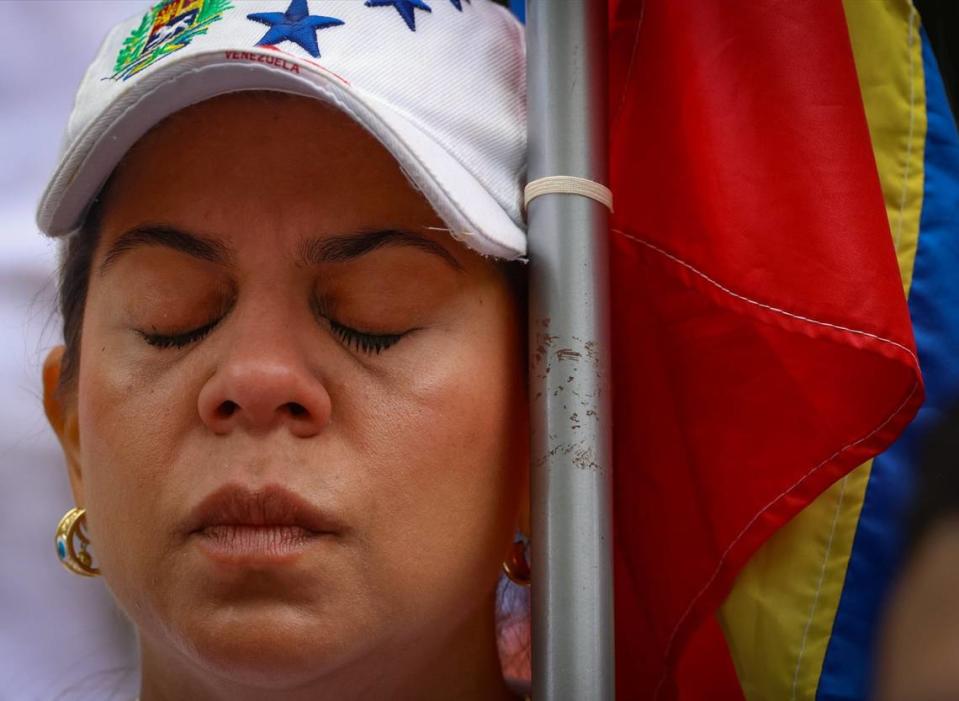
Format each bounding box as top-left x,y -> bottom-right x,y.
111,0 -> 233,81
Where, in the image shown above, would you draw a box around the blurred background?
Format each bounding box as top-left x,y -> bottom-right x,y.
1,4 -> 146,699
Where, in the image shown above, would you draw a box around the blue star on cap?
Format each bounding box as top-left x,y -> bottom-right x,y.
365,0 -> 432,32
448,0 -> 470,10
247,0 -> 344,58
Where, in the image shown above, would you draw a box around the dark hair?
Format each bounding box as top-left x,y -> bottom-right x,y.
56,195 -> 106,397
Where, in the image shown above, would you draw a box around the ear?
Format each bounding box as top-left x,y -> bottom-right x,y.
43,346 -> 84,507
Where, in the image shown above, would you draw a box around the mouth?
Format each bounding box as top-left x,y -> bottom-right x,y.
186,484 -> 342,564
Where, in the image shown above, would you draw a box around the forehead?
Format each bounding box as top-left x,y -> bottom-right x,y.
97,91 -> 444,248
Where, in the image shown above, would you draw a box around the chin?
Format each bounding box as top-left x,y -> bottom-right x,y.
175,603 -> 367,689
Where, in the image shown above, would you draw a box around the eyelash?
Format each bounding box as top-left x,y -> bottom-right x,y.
311,293 -> 407,356
326,317 -> 405,355
139,311 -> 406,355
139,317 -> 220,349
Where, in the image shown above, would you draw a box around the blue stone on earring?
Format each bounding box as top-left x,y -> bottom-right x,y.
55,506 -> 100,577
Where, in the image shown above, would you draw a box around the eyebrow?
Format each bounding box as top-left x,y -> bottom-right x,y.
99,225 -> 230,275
298,229 -> 464,271
99,225 -> 464,275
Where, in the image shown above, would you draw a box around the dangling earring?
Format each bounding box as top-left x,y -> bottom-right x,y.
502,531 -> 530,587
55,507 -> 100,577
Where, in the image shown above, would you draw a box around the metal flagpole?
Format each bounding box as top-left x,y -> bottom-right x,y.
526,1 -> 614,699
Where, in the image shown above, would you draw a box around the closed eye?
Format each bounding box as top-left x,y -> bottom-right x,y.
138,317 -> 221,350
310,292 -> 410,355
326,318 -> 405,355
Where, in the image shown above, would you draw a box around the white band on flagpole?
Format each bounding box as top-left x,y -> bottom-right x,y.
524,175 -> 614,211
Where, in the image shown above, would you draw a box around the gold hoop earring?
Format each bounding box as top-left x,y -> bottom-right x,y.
502,532 -> 530,587
55,507 -> 100,577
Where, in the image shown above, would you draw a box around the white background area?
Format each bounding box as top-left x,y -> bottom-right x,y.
0,3 -> 147,699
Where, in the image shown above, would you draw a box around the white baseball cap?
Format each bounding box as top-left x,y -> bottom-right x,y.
36,0 -> 527,259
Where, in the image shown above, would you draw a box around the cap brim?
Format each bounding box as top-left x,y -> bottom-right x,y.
37,49 -> 526,260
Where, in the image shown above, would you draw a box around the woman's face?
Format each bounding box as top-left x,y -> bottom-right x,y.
44,93 -> 527,691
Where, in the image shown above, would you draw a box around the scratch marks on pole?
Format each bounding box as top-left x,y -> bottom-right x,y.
537,438 -> 602,472
533,317 -> 558,394
531,316 -> 608,474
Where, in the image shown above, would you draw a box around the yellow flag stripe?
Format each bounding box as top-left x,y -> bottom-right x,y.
719,1 -> 926,699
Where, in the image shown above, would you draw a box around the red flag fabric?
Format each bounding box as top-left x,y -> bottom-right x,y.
608,1 -> 923,699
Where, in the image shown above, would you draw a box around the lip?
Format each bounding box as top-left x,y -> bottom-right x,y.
186,484 -> 342,564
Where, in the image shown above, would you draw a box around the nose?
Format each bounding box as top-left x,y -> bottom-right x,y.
198,351 -> 332,439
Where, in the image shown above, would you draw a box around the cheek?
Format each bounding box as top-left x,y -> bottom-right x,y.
351,305 -> 525,621
75,312 -> 197,589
